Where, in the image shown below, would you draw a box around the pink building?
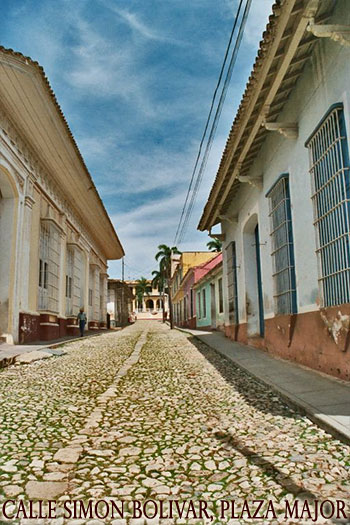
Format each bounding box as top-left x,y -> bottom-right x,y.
179,253 -> 223,329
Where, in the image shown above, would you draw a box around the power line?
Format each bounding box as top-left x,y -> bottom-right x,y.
174,0 -> 253,245
173,0 -> 245,245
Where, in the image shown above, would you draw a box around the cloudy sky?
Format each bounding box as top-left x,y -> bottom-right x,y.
1,0 -> 273,279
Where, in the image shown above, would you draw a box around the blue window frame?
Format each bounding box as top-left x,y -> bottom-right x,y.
306,104 -> 350,307
266,174 -> 297,314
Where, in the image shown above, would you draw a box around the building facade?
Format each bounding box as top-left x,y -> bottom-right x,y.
194,254 -> 224,331
0,47 -> 124,344
171,251 -> 218,328
107,280 -> 134,327
125,280 -> 168,320
198,0 -> 350,380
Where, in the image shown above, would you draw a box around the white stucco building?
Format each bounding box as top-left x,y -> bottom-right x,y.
198,0 -> 350,380
0,47 -> 124,344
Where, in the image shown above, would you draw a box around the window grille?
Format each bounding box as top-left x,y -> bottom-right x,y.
218,278 -> 224,313
202,289 -> 206,318
94,269 -> 100,321
306,104 -> 350,307
226,242 -> 239,324
190,289 -> 194,318
73,248 -> 83,310
267,175 -> 297,314
99,275 -> 104,321
65,247 -> 74,316
88,266 -> 94,319
38,223 -> 50,310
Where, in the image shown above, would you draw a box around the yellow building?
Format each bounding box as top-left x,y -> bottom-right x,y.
0,47 -> 124,344
171,252 -> 216,326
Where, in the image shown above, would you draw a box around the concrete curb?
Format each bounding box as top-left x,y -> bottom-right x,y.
178,327 -> 350,446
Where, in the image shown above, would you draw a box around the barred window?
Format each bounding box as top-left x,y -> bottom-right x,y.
88,289 -> 93,307
38,221 -> 60,312
306,104 -> 350,307
65,247 -> 74,315
73,247 -> 83,310
267,175 -> 297,314
225,242 -> 239,324
38,223 -> 50,310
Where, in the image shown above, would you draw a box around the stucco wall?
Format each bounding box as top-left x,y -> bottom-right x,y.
219,1 -> 350,378
222,3 -> 350,324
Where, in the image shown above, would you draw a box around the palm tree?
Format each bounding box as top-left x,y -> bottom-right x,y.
207,238 -> 222,252
155,244 -> 181,328
151,270 -> 165,293
152,270 -> 166,319
135,277 -> 151,312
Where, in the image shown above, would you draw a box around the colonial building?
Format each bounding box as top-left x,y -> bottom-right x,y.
107,280 -> 134,327
0,47 -> 124,344
194,253 -> 224,331
171,252 -> 217,327
198,0 -> 350,380
125,280 -> 168,320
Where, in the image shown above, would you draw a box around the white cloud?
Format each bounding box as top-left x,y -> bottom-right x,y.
243,0 -> 273,47
104,5 -> 175,43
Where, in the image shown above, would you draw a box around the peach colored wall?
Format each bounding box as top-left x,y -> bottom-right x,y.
225,305 -> 350,381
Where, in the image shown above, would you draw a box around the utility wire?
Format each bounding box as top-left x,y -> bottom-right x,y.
173,0 -> 245,245
175,0 -> 253,245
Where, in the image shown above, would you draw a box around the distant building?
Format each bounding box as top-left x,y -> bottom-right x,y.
171,252 -> 217,327
0,47 -> 124,344
198,1 -> 350,380
107,280 -> 134,327
125,280 -> 168,320
194,254 -> 224,331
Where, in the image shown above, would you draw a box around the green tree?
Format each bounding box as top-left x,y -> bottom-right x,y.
152,269 -> 166,319
135,277 -> 151,311
155,244 -> 181,328
151,270 -> 165,293
207,238 -> 222,252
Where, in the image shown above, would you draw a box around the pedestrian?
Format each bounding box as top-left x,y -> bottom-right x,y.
77,307 -> 87,337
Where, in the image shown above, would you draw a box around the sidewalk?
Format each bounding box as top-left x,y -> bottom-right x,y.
179,327 -> 350,444
0,329 -> 119,368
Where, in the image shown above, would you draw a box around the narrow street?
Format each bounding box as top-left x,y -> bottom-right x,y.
1,322 -> 350,524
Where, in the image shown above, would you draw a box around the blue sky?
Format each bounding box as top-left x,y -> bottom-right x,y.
1,0 -> 273,279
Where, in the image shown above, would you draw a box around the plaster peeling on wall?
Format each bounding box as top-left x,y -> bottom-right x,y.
320,309 -> 350,349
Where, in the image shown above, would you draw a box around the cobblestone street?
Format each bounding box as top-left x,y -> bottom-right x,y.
1,321 -> 350,524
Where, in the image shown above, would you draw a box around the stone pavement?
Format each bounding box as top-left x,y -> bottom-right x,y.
0,330 -> 118,368
179,327 -> 350,445
0,321 -> 350,524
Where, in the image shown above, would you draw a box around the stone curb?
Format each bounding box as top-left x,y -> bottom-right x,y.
178,326 -> 350,446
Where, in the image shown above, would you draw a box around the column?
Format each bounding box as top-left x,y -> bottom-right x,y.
19,186 -> 35,312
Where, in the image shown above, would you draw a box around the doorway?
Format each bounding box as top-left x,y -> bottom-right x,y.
243,215 -> 264,337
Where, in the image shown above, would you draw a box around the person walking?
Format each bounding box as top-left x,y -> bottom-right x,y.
77,307 -> 87,337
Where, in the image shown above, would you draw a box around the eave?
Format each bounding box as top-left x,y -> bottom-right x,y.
198,0 -> 334,231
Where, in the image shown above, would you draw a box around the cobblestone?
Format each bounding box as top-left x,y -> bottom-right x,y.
0,322 -> 350,524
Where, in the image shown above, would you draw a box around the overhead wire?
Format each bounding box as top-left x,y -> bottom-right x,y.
173,0 -> 245,245
174,0 -> 253,245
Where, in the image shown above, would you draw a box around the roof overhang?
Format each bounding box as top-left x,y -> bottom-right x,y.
0,47 -> 124,260
198,0 -> 334,231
